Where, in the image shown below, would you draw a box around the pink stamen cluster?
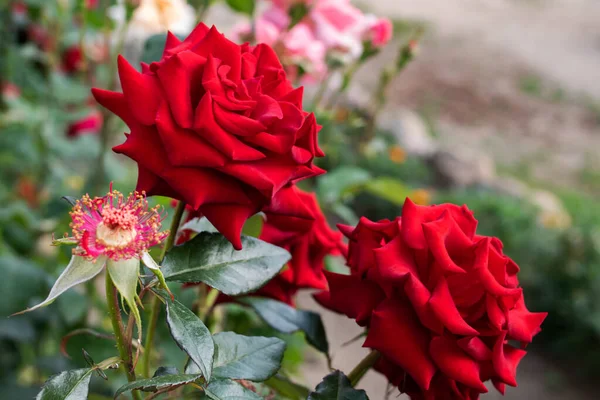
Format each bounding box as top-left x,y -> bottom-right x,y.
69,188 -> 168,261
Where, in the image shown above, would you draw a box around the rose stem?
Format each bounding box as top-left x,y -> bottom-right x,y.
198,287 -> 220,323
141,200 -> 186,378
105,272 -> 143,400
347,350 -> 381,387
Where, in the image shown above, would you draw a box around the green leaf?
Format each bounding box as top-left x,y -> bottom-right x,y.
114,372 -> 202,398
162,233 -> 290,296
186,332 -> 285,381
107,258 -> 142,341
13,255 -> 106,315
317,167 -> 372,204
162,294 -> 215,382
363,177 -> 410,206
264,375 -> 310,400
225,0 -> 255,16
239,297 -> 329,354
36,368 -> 93,400
308,370 -> 369,400
204,379 -> 262,400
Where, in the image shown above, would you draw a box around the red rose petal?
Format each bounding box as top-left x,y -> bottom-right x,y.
156,50 -> 207,128
429,336 -> 488,392
457,336 -> 493,361
117,55 -> 161,126
429,278 -> 479,336
314,271 -> 385,326
364,296 -> 437,390
201,202 -> 258,250
193,92 -> 266,161
492,333 -> 526,387
155,101 -> 227,168
506,296 -> 547,343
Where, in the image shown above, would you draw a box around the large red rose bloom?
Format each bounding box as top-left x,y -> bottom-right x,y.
315,198 -> 547,399
92,23 -> 324,249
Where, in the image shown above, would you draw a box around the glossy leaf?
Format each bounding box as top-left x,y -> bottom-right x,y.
36,368 -> 93,400
363,177 -> 410,206
308,370 -> 369,400
162,233 -> 290,296
317,166 -> 372,204
239,297 -> 329,354
114,372 -> 203,397
204,379 -> 262,400
13,255 -> 106,315
106,258 -> 142,340
265,375 -> 311,400
186,332 -> 285,381
162,294 -> 215,382
225,0 -> 255,16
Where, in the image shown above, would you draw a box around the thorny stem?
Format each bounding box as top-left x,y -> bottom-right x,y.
141,201 -> 186,377
105,273 -> 142,400
347,350 -> 381,387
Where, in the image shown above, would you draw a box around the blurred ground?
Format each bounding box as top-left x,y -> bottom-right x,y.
298,0 -> 600,398
354,0 -> 600,195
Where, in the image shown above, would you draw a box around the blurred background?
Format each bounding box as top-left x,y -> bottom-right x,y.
1,0 -> 599,399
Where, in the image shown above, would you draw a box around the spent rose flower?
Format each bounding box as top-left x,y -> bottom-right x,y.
93,23 -> 325,250
315,198 -> 547,399
15,186 -> 170,316
69,187 -> 168,260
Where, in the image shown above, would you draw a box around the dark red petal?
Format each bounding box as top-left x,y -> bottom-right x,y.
156,50 -> 207,128
117,55 -> 161,125
113,126 -> 169,176
155,101 -> 227,168
492,333 -> 526,387
201,203 -> 258,250
314,271 -> 385,326
161,167 -> 254,210
91,88 -> 135,127
401,198 -> 478,250
213,102 -> 266,136
364,296 -> 437,390
474,238 -> 522,297
457,336 -> 493,361
161,23 -> 210,59
162,31 -> 183,58
193,26 -> 241,81
374,235 -> 419,283
193,92 -> 266,161
404,274 -> 444,334
429,278 -> 479,336
429,336 -> 488,392
506,296 -> 547,343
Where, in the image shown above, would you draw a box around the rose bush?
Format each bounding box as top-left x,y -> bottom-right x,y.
316,198 -> 547,399
93,23 -> 324,249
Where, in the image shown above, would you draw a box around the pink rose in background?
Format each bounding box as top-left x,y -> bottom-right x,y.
364,17 -> 393,48
231,0 -> 393,80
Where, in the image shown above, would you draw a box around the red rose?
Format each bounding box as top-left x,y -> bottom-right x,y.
92,23 -> 324,249
179,185 -> 345,306
315,198 -> 547,399
67,110 -> 103,138
255,185 -> 345,304
62,46 -> 83,74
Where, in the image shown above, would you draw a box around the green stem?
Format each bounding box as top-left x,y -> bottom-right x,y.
198,287 -> 220,323
347,350 -> 381,387
141,201 -> 186,377
106,273 -> 142,400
